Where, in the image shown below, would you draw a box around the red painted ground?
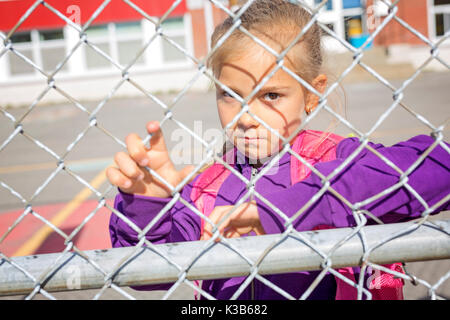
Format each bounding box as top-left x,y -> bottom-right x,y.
0,199 -> 114,257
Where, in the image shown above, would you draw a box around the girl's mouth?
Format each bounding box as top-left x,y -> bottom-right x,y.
241,137 -> 264,144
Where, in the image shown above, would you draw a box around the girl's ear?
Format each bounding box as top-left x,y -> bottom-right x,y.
305,74 -> 327,114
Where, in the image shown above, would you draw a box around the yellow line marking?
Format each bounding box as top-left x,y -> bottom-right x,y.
12,168 -> 108,257
0,162 -> 55,174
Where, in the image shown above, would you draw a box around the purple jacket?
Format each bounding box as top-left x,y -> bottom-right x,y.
110,135 -> 450,299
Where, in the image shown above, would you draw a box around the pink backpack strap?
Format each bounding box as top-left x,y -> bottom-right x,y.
368,262 -> 405,300
191,163 -> 231,235
191,154 -> 232,299
333,262 -> 405,300
290,130 -> 344,184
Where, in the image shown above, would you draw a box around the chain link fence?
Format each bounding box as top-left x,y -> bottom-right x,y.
0,0 -> 449,300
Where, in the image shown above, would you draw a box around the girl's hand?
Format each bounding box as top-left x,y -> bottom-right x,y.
106,121 -> 194,198
200,201 -> 266,241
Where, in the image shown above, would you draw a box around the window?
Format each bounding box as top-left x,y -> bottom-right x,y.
313,0 -> 364,43
435,12 -> 450,36
5,16 -> 190,77
315,0 -> 332,10
432,0 -> 450,38
84,21 -> 145,70
7,28 -> 67,76
116,22 -> 145,67
161,17 -> 187,63
343,0 -> 361,9
434,0 -> 450,5
84,24 -> 111,69
39,29 -> 64,41
9,48 -> 34,75
314,0 -> 362,10
8,31 -> 33,75
39,28 -> 67,73
85,24 -> 109,38
10,32 -> 31,43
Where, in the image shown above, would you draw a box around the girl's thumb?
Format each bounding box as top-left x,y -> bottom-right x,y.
179,165 -> 195,182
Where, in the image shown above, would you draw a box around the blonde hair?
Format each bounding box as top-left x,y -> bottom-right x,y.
208,0 -> 324,86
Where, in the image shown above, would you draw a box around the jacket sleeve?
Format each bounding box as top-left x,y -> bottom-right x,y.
108,175 -> 202,291
256,135 -> 450,233
109,175 -> 202,248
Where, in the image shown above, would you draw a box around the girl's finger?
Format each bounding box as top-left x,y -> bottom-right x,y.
200,228 -> 212,241
202,220 -> 216,241
210,206 -> 234,239
125,133 -> 149,167
202,207 -> 227,241
224,229 -> 240,239
202,217 -> 214,241
106,166 -> 132,190
114,151 -> 145,180
146,121 -> 169,154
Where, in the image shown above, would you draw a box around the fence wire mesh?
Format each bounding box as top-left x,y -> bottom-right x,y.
0,0 -> 449,300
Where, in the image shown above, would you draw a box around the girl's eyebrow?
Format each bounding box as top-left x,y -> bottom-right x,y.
219,85 -> 244,98
220,86 -> 289,99
257,86 -> 290,92
218,85 -> 290,99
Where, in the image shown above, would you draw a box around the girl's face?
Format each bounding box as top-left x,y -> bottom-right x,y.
216,43 -> 325,162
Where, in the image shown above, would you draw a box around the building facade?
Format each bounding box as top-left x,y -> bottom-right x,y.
0,0 -> 448,106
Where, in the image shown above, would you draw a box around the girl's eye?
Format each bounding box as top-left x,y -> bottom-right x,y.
221,90 -> 234,99
263,92 -> 280,101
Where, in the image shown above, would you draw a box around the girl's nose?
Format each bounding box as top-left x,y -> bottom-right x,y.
237,101 -> 260,130
237,111 -> 259,130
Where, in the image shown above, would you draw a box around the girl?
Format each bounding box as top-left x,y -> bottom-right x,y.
106,0 -> 449,299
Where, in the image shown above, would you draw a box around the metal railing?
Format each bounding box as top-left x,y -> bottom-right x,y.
1,220 -> 449,298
